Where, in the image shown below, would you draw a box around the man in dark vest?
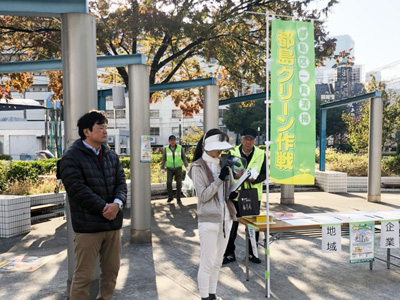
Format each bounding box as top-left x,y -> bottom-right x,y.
161,135 -> 189,204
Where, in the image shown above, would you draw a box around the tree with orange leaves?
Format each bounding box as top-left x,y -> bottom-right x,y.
1,0 -> 338,115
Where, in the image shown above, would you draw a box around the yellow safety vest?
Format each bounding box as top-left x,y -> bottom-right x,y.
230,145 -> 264,201
165,144 -> 183,168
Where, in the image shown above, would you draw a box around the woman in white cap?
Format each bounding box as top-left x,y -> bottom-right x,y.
188,128 -> 238,300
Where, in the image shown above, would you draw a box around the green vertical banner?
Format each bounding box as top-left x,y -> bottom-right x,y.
270,19 -> 315,185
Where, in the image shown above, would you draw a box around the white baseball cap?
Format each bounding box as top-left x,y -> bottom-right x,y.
204,134 -> 233,151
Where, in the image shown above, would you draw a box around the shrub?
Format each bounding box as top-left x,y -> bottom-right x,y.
3,150 -> 400,195
0,161 -> 9,191
124,168 -> 130,180
0,159 -> 57,193
0,154 -> 12,160
120,157 -> 130,169
2,177 -> 61,195
321,148 -> 400,176
151,154 -> 162,164
5,162 -> 40,183
382,155 -> 400,176
118,153 -> 193,183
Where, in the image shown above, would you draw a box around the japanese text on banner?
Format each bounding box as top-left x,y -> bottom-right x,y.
270,19 -> 315,185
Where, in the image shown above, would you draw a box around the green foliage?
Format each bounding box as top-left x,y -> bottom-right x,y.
342,77 -> 400,153
321,147 -> 400,176
124,168 -> 130,180
223,100 -> 267,134
180,126 -> 203,146
323,148 -> 369,176
382,156 -> 400,176
1,1 -> 337,115
0,162 -> 8,191
258,145 -> 266,151
341,103 -> 370,153
0,159 -> 57,193
183,146 -> 196,161
151,154 -> 162,164
0,154 -> 12,160
119,157 -> 130,169
5,150 -> 400,195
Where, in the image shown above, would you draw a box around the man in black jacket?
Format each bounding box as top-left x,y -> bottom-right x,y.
60,110 -> 127,300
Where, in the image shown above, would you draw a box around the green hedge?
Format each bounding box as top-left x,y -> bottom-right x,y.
320,148 -> 400,176
2,150 -> 400,194
0,159 -> 58,192
0,154 -> 12,160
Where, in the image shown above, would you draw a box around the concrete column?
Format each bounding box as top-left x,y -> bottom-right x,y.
203,85 -> 219,132
280,184 -> 294,205
115,132 -> 120,155
128,64 -> 152,243
3,135 -> 9,155
61,13 -> 97,148
367,97 -> 383,202
61,12 -> 99,298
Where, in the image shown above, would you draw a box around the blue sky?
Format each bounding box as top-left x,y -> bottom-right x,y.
323,0 -> 400,73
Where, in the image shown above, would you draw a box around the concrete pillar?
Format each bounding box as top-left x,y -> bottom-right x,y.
3,135 -> 9,155
280,184 -> 294,205
203,85 -> 219,132
61,12 -> 99,298
368,97 -> 383,202
128,64 -> 152,243
115,132 -> 120,155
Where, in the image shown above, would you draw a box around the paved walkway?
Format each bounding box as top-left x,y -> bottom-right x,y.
1,191 -> 400,300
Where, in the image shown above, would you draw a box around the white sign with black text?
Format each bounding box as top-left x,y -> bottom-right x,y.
322,225 -> 341,253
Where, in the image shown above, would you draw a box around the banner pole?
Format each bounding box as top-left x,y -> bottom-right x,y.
265,11 -> 271,299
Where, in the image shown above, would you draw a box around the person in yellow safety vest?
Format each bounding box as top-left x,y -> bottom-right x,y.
161,135 -> 189,204
223,128 -> 266,265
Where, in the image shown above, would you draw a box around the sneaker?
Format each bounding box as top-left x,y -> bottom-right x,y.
167,198 -> 173,203
177,199 -> 182,205
249,255 -> 261,264
222,254 -> 236,264
208,296 -> 223,300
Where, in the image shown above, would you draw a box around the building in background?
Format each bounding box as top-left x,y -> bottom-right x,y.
0,99 -> 47,160
1,71 -> 230,158
104,92 -> 230,151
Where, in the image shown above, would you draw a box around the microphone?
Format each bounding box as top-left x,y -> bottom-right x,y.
227,156 -> 241,167
221,154 -> 247,174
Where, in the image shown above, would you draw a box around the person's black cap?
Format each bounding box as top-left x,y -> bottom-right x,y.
241,128 -> 257,139
169,135 -> 176,140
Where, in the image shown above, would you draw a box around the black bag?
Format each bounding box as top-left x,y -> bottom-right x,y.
237,188 -> 259,217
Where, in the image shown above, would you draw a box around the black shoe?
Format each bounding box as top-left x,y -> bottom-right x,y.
177,199 -> 182,205
222,254 -> 236,264
209,294 -> 223,300
167,198 -> 173,203
249,255 -> 261,264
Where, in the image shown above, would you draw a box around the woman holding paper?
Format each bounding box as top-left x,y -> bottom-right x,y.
188,128 -> 238,300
